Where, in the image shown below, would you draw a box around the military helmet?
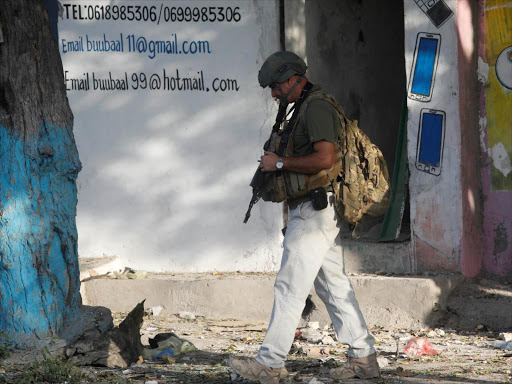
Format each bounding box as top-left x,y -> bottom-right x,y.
258,51 -> 307,88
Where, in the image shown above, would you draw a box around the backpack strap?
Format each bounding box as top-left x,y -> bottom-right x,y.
275,82 -> 313,157
293,90 -> 348,147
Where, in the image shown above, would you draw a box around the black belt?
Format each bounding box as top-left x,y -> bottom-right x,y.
287,195 -> 310,210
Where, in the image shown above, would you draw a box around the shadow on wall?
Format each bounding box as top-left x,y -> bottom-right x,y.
74,91 -> 281,270
61,4 -> 284,272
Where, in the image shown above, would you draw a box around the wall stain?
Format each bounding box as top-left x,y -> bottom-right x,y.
493,222 -> 508,257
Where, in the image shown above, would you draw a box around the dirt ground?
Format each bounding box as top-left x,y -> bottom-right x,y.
1,311 -> 512,383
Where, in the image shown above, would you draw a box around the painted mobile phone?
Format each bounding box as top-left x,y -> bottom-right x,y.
414,0 -> 454,28
408,33 -> 441,102
416,109 -> 446,176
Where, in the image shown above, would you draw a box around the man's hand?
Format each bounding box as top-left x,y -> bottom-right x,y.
260,151 -> 279,172
259,141 -> 335,174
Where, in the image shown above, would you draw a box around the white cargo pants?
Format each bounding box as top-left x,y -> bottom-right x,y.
255,195 -> 376,368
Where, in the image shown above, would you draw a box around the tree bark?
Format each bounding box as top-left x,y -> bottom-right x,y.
0,1 -> 82,349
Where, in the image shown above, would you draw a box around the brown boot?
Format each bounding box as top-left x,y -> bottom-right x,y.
228,356 -> 288,384
330,353 -> 380,380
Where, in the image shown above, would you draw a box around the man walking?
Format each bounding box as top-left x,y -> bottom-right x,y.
229,51 -> 380,383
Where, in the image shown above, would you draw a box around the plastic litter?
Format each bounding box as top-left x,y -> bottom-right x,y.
403,337 -> 439,358
492,340 -> 512,351
301,328 -> 323,344
143,333 -> 196,361
154,348 -> 174,359
149,306 -> 163,316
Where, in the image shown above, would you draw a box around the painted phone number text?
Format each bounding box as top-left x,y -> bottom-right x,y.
62,4 -> 241,24
64,70 -> 240,93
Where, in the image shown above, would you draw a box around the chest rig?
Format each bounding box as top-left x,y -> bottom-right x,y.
261,85 -> 343,203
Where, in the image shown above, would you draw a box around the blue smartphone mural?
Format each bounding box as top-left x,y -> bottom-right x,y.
416,109 -> 446,176
408,33 -> 441,102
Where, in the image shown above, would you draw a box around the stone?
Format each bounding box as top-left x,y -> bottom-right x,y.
67,301 -> 145,368
179,311 -> 196,320
377,356 -> 390,368
305,346 -> 330,357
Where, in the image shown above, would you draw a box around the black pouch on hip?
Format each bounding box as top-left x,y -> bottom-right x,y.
309,187 -> 328,210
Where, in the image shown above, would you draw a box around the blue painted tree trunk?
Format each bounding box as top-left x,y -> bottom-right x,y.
0,1 -> 82,348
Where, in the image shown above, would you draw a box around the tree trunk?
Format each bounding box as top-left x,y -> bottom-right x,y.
0,1 -> 82,349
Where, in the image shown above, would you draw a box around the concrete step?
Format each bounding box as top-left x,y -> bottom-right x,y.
78,238 -> 413,282
341,239 -> 413,274
81,272 -> 464,330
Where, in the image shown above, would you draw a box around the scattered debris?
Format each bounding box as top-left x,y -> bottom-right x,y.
149,306 -> 163,316
500,332 -> 512,342
321,335 -> 335,345
179,311 -> 196,320
1,312 -> 511,383
377,356 -> 390,368
492,340 -> 512,351
403,337 -> 439,358
143,332 -> 196,361
115,267 -> 148,280
307,321 -> 320,330
427,328 -> 445,337
300,327 -> 324,344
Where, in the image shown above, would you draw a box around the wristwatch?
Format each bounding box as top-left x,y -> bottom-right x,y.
276,157 -> 284,170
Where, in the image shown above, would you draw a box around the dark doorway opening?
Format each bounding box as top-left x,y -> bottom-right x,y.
285,0 -> 409,242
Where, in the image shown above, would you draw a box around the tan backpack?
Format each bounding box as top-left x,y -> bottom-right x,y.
301,91 -> 391,224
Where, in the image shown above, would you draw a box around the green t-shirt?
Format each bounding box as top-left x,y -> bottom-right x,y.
290,86 -> 341,157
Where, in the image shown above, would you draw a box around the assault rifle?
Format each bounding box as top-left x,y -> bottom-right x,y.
243,104 -> 287,223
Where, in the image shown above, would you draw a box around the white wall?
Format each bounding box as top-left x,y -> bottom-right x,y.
59,0 -> 283,272
404,0 -> 463,268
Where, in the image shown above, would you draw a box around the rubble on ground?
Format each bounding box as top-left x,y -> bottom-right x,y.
0,310 -> 511,383
66,301 -> 146,368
